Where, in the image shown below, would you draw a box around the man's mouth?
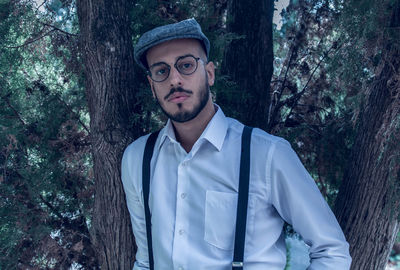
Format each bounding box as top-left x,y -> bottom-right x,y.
168,93 -> 190,103
165,87 -> 193,103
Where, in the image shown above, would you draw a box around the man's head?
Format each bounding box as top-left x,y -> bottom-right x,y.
134,19 -> 215,123
134,18 -> 210,70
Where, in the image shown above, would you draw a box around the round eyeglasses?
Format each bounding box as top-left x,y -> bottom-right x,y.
147,55 -> 202,83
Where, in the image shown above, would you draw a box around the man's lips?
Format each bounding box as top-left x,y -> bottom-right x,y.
164,87 -> 193,102
168,93 -> 190,103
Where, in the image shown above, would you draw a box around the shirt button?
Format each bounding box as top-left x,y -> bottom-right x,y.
181,193 -> 186,199
179,229 -> 185,235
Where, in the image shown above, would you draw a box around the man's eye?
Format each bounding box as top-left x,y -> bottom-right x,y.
179,62 -> 194,70
155,68 -> 167,75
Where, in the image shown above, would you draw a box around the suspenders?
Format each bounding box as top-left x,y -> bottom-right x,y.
142,126 -> 253,270
142,129 -> 160,270
232,125 -> 253,268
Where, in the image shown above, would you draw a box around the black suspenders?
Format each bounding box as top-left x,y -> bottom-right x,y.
142,129 -> 160,270
142,126 -> 253,270
232,125 -> 253,268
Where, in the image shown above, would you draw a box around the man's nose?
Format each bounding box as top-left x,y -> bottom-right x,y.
169,66 -> 183,87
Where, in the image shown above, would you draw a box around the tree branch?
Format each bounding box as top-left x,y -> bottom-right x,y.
41,22 -> 78,37
39,194 -> 64,220
54,93 -> 90,134
1,95 -> 26,126
267,48 -> 297,127
4,29 -> 56,49
278,48 -> 296,104
283,41 -> 342,124
34,0 -> 50,12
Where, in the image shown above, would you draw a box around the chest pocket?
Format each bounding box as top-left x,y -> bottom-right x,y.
204,190 -> 237,250
204,190 -> 257,251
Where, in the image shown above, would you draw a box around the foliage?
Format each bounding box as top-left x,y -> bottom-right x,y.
0,0 -> 96,268
265,0 -> 358,204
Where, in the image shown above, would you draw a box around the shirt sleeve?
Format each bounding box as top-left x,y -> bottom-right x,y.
121,144 -> 150,270
269,139 -> 352,269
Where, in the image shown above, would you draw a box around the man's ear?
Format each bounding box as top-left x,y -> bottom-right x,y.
147,75 -> 156,99
205,61 -> 215,86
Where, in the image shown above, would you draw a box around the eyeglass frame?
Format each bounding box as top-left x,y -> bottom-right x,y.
146,54 -> 204,83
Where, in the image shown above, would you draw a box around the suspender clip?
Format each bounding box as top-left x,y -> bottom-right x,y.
232,261 -> 243,267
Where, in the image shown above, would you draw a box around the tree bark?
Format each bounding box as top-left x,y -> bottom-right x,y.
76,0 -> 142,268
218,0 -> 274,130
334,1 -> 400,269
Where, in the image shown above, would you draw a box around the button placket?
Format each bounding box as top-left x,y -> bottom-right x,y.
176,160 -> 189,235
172,159 -> 190,269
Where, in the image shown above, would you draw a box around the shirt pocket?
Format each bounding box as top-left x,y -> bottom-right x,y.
204,190 -> 237,250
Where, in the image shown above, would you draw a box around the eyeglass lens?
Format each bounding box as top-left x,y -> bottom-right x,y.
149,55 -> 199,82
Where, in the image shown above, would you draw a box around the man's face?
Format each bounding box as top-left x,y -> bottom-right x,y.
146,39 -> 215,123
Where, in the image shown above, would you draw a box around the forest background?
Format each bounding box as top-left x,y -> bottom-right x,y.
0,0 -> 399,269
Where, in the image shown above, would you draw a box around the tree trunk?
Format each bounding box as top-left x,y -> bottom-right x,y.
218,0 -> 274,130
334,1 -> 400,269
76,1 -> 142,268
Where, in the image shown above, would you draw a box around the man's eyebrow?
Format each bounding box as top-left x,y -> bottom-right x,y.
149,54 -> 197,68
149,61 -> 167,68
177,54 -> 195,60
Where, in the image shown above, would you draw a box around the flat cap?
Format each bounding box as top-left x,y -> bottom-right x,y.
134,18 -> 210,70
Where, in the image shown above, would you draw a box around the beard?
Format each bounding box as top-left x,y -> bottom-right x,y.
154,74 -> 210,123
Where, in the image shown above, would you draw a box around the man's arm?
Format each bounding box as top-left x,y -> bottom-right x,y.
121,143 -> 150,270
269,139 -> 352,269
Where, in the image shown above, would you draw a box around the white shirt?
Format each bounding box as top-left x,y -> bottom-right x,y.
121,106 -> 351,270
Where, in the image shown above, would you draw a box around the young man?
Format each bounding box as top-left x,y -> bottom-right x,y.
121,18 -> 351,270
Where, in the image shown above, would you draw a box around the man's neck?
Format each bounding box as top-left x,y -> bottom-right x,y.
172,101 -> 216,153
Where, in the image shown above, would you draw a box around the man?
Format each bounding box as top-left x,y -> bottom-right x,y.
121,18 -> 351,270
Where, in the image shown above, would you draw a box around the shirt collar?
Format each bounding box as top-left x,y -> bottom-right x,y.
159,118 -> 177,149
158,104 -> 228,152
199,105 -> 228,151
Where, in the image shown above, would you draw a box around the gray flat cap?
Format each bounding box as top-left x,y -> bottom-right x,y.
134,18 -> 210,70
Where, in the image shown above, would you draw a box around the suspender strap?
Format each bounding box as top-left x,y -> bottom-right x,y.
142,130 -> 160,270
142,126 -> 253,270
232,126 -> 253,269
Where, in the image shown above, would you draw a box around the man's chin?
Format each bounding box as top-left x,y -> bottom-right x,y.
169,110 -> 197,123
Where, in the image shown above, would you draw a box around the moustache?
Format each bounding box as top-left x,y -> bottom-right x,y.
164,87 -> 193,101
